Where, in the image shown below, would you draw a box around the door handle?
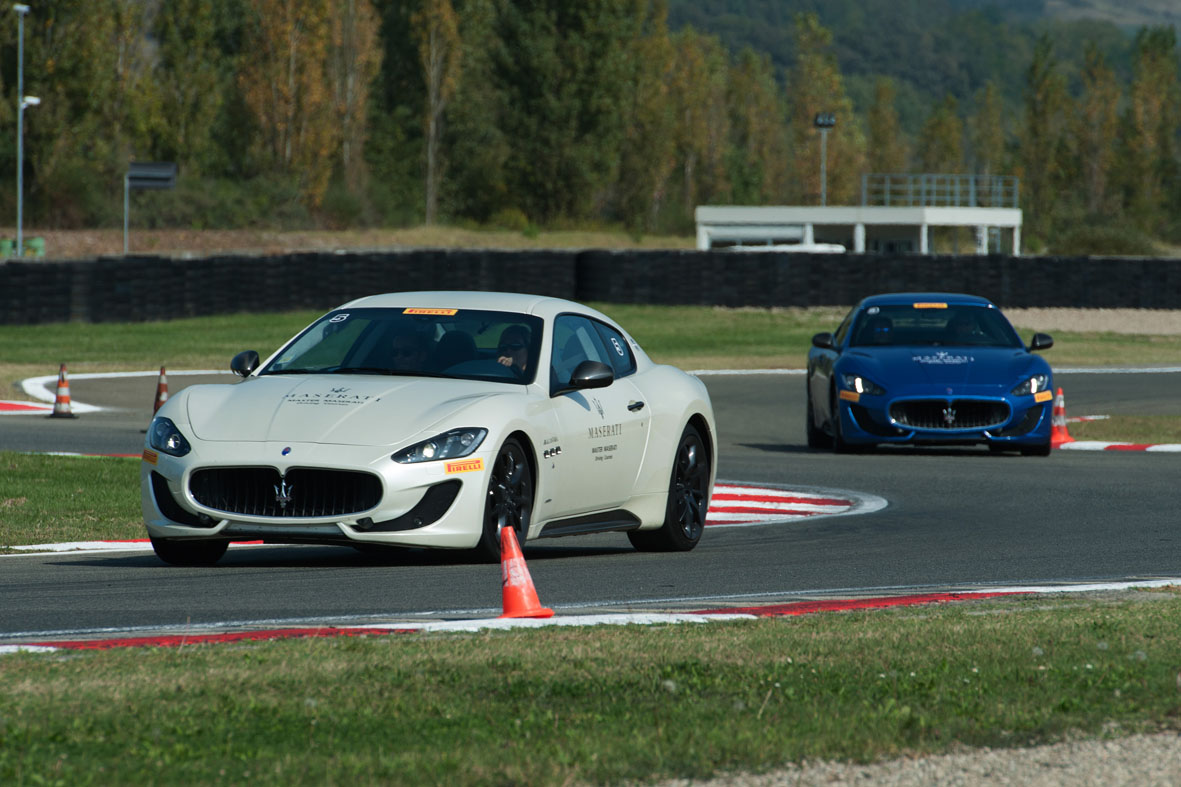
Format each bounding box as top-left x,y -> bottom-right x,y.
627,401 -> 645,412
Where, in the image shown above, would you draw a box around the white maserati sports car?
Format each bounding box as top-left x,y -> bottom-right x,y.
141,292 -> 716,565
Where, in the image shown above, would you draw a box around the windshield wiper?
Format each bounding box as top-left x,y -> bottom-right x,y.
261,368 -> 324,375
328,367 -> 397,375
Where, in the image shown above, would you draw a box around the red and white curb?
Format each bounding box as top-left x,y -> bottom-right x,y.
1058,441 -> 1181,452
5,578 -> 1179,654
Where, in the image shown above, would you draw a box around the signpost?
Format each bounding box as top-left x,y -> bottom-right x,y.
124,162 -> 177,253
814,113 -> 836,206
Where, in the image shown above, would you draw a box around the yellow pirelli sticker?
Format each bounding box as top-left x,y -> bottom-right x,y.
403,307 -> 458,315
142,449 -> 159,465
913,302 -> 948,309
838,390 -> 861,403
1034,390 -> 1053,402
445,458 -> 484,474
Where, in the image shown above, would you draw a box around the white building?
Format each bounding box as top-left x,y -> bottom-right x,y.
695,175 -> 1023,255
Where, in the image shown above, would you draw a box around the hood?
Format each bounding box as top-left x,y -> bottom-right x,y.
844,347 -> 1046,391
183,375 -> 515,446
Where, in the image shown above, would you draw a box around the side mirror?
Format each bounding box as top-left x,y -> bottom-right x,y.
1029,333 -> 1053,352
569,360 -> 614,390
231,350 -> 260,377
812,332 -> 835,350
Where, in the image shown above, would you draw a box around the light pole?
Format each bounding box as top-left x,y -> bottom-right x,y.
814,112 -> 836,206
13,3 -> 31,256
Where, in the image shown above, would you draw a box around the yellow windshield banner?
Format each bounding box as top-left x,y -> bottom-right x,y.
912,302 -> 948,309
403,308 -> 458,315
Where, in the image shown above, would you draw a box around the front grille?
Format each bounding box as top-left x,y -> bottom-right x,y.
889,399 -> 1009,430
189,467 -> 382,518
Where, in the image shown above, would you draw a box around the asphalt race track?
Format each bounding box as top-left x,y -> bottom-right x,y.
2,370 -> 1180,640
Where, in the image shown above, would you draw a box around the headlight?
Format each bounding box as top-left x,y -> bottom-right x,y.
392,428 -> 488,464
840,373 -> 885,396
1011,374 -> 1050,396
148,417 -> 192,457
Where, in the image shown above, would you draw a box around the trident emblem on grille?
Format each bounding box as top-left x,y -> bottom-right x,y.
942,405 -> 957,426
274,477 -> 295,510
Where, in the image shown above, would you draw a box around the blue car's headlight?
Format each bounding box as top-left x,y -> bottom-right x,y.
148,417 -> 192,457
1011,374 -> 1050,397
840,373 -> 885,396
392,428 -> 488,464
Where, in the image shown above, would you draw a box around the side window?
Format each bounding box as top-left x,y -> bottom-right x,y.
592,320 -> 636,378
550,315 -> 612,391
833,308 -> 856,346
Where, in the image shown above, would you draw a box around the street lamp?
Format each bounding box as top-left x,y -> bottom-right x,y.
814,112 -> 836,206
13,3 -> 32,257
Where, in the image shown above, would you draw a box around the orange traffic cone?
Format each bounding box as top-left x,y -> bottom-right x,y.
499,527 -> 553,619
153,366 -> 169,413
1050,387 -> 1073,447
48,363 -> 77,419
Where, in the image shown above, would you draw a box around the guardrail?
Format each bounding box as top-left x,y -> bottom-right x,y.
2,248 -> 1179,324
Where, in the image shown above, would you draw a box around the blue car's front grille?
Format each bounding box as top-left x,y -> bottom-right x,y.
889,399 -> 1009,430
189,467 -> 382,518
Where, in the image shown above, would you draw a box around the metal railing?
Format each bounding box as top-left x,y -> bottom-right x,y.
862,174 -> 1019,208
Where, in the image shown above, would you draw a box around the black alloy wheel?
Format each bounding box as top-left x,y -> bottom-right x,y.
805,378 -> 831,449
629,423 -> 710,552
476,437 -> 533,562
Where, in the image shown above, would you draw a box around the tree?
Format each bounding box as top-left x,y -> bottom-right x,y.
412,0 -> 460,224
615,0 -> 677,232
238,0 -> 337,207
727,47 -> 789,204
916,93 -> 964,173
867,77 -> 908,174
1120,26 -> 1180,234
784,12 -> 865,206
667,28 -> 731,214
489,0 -> 643,224
1072,43 -> 1120,217
331,0 -> 382,193
968,81 -> 1005,180
1017,34 -> 1072,246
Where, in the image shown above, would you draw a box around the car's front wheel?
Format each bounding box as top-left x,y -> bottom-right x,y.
1020,439 -> 1052,457
150,537 -> 229,566
629,423 -> 710,552
475,437 -> 533,562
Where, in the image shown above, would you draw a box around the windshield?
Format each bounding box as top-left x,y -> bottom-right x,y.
849,304 -> 1023,349
261,307 -> 544,384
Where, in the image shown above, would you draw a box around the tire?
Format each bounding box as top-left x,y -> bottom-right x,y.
150,537 -> 229,567
830,389 -> 853,453
805,380 -> 832,449
1020,439 -> 1052,457
629,424 -> 710,552
475,437 -> 533,562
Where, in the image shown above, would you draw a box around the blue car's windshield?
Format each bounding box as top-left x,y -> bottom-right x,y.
850,304 -> 1023,348
260,307 -> 544,384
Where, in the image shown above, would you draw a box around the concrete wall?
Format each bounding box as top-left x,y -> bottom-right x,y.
3,249 -> 1180,324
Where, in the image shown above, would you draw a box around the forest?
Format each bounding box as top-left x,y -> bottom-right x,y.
0,0 -> 1178,254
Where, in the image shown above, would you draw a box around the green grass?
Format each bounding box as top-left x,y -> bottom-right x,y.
2,592 -> 1180,785
0,454 -> 141,549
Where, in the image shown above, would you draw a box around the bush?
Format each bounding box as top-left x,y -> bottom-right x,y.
1051,223 -> 1158,257
488,207 -> 530,232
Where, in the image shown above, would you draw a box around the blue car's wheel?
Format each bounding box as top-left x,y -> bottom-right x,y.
830,389 -> 852,453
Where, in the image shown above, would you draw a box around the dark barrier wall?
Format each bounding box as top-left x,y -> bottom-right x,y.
3,249 -> 1181,324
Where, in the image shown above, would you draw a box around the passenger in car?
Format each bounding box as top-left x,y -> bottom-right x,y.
496,324 -> 531,375
390,330 -> 430,371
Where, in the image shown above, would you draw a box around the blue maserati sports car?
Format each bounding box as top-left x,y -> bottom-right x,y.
806,293 -> 1054,455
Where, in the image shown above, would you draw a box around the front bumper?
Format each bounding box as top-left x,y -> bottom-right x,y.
140,440 -> 491,548
837,393 -> 1052,446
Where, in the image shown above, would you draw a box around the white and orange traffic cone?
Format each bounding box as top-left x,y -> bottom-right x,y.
48,363 -> 77,419
498,526 -> 553,619
1050,387 -> 1073,448
153,366 -> 169,413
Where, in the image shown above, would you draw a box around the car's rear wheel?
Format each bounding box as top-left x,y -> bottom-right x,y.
150,537 -> 229,566
629,423 -> 710,552
806,379 -> 832,449
475,437 -> 533,562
